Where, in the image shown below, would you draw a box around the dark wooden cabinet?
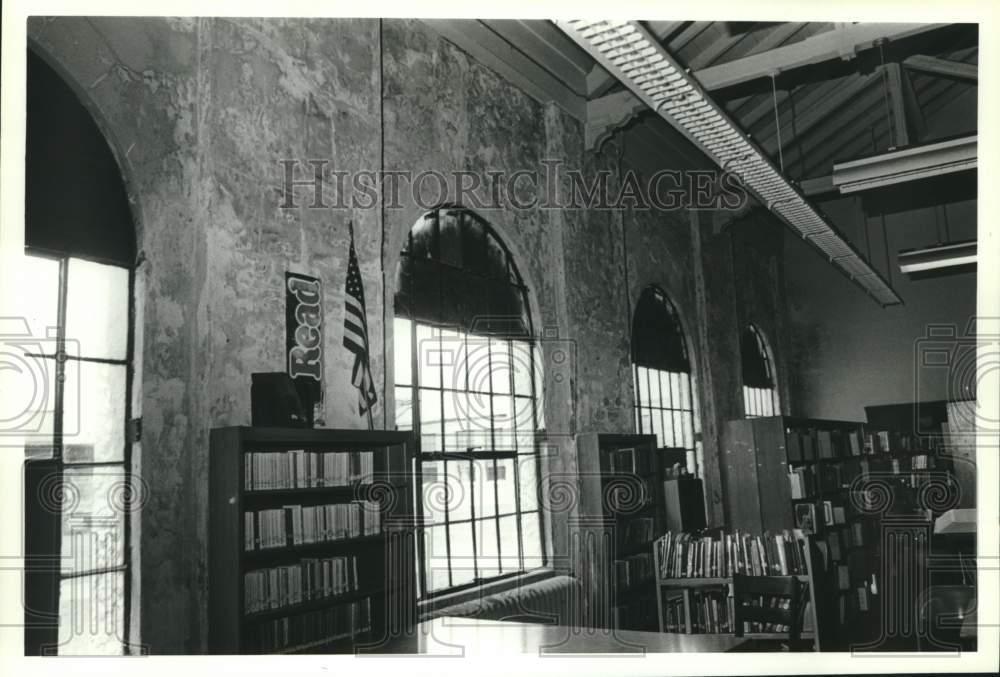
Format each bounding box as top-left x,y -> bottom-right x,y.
574,433 -> 680,632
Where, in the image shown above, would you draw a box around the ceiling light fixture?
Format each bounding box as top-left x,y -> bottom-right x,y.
556,19 -> 902,306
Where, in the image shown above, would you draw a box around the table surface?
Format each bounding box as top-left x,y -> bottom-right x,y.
365,617 -> 746,655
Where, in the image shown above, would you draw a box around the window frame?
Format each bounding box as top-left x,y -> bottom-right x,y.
630,286 -> 702,477
741,324 -> 781,419
23,248 -> 136,654
393,208 -> 547,600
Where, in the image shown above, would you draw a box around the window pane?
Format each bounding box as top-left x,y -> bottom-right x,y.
511,341 -> 533,396
517,457 -> 538,512
638,408 -> 652,437
673,411 -> 685,449
65,259 -> 129,361
475,518 -> 499,579
491,394 -> 514,451
448,522 -> 476,587
521,512 -> 543,569
439,329 -> 464,392
680,374 -> 691,410
498,515 -> 520,573
62,361 -> 126,463
464,337 -> 491,393
418,389 -> 442,453
465,391 -> 492,451
513,396 -> 534,452
394,386 -> 412,430
495,458 -> 517,515
647,369 -> 662,408
635,366 -> 648,406
61,467 -> 126,574
425,524 -> 450,592
393,318 -> 412,386
421,461 -> 446,524
416,324 -> 441,389
10,354 -> 57,443
488,339 -> 511,395
446,460 -> 472,523
58,571 -> 123,655
442,390 -> 466,452
659,370 -> 672,410
472,459 -> 497,518
650,410 -> 664,447
18,254 -> 60,340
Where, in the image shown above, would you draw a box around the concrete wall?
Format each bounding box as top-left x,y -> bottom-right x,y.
28,17 -> 792,652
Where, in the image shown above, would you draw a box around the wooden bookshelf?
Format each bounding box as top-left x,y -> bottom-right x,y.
576,433 -> 679,632
208,427 -> 416,654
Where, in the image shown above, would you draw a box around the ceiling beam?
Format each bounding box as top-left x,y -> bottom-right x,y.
481,19 -> 589,94
694,23 -> 947,91
903,53 -> 978,81
900,65 -> 928,141
423,19 -> 586,120
644,20 -> 687,43
885,63 -> 910,147
759,70 -> 882,156
587,64 -> 618,98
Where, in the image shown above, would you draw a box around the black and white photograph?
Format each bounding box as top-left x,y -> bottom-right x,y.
0,2 -> 997,674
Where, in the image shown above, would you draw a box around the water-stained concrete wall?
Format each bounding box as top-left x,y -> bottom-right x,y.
28,16 -> 793,652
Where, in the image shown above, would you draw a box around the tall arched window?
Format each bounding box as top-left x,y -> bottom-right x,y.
741,324 -> 780,418
631,286 -> 702,476
21,50 -> 137,656
393,208 -> 545,597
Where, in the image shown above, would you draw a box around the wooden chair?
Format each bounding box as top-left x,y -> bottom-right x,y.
731,575 -> 809,651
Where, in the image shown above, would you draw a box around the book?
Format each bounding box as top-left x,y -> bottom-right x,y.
795,503 -> 816,534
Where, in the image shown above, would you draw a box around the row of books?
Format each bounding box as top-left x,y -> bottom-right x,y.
244,450 -> 375,490
599,447 -> 654,475
243,502 -> 381,550
786,427 -> 934,463
688,588 -> 733,634
244,556 -> 360,614
788,455 -> 938,499
246,598 -> 372,653
655,530 -> 809,580
614,552 -> 653,590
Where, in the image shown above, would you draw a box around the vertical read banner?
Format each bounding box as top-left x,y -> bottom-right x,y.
286,272 -> 323,410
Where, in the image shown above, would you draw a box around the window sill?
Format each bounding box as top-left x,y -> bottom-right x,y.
417,568 -> 557,622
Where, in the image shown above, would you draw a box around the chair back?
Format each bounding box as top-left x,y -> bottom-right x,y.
731,575 -> 803,640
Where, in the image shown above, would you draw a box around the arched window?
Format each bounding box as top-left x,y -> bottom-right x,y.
631,286 -> 702,476
21,50 -> 137,655
741,325 -> 780,418
393,207 -> 545,597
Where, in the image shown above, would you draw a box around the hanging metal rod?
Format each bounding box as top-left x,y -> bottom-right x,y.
555,19 -> 902,307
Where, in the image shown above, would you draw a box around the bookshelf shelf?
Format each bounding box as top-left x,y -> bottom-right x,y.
209,426 -> 417,654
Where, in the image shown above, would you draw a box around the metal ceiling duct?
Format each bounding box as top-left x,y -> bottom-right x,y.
555,19 -> 903,307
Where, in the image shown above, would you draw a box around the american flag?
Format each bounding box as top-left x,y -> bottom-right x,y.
343,222 -> 377,420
